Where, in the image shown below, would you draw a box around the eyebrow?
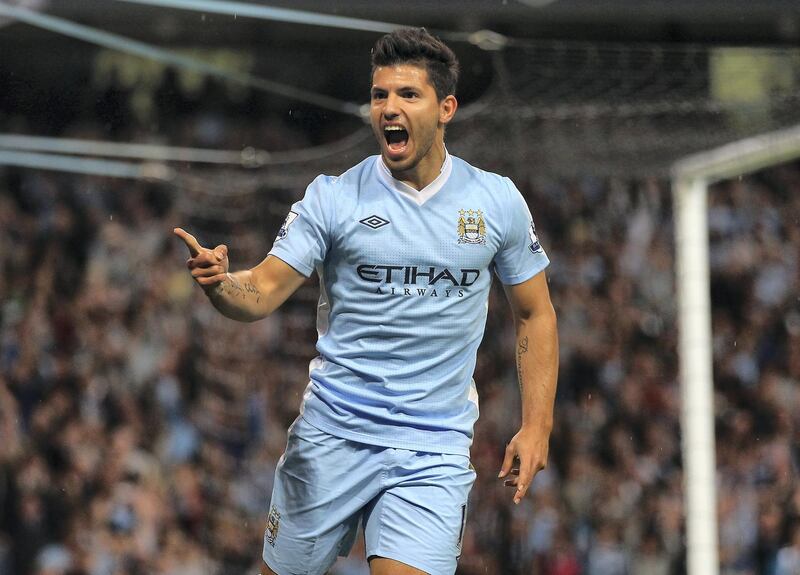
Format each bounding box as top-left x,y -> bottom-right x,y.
371,85 -> 421,93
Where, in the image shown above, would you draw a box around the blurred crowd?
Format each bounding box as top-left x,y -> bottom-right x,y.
2,73 -> 800,575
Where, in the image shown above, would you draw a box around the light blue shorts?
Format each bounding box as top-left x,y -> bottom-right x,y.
262,416 -> 476,575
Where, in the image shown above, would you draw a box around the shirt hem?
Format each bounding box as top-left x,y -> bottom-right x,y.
268,249 -> 314,278
300,413 -> 471,457
498,258 -> 549,286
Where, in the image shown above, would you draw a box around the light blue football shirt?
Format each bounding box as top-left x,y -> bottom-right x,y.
268,152 -> 549,456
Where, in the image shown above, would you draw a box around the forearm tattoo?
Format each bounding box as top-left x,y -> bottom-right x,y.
516,336 -> 529,391
215,274 -> 261,303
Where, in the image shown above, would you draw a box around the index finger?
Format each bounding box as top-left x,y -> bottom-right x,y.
174,227 -> 202,257
514,462 -> 534,504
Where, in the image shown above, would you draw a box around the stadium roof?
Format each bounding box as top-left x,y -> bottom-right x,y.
5,0 -> 800,46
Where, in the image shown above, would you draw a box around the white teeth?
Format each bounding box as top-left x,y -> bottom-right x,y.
384,126 -> 405,131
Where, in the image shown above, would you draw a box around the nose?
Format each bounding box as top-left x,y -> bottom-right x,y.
382,93 -> 401,119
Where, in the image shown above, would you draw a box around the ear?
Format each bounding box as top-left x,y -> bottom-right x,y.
439,95 -> 458,125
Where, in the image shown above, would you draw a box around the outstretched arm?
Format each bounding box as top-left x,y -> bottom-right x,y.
498,271 -> 559,503
175,227 -> 306,322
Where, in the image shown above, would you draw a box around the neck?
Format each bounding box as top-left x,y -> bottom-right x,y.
390,140 -> 446,191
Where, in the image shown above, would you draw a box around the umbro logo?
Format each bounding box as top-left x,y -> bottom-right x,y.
359,215 -> 390,229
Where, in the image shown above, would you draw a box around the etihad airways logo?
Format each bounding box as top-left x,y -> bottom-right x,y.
357,264 -> 480,297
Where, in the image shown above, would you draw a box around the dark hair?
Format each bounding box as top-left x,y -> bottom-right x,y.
371,28 -> 459,100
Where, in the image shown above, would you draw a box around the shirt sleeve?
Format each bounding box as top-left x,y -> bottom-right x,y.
493,177 -> 550,285
268,175 -> 333,277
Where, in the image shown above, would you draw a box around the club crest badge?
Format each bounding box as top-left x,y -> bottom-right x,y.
457,209 -> 486,245
265,505 -> 281,547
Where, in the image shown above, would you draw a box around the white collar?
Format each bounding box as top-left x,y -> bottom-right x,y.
376,150 -> 453,206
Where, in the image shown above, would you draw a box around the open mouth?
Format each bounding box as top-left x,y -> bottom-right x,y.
383,126 -> 409,153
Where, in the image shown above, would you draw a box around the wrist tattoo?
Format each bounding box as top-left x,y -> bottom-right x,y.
214,274 -> 261,303
243,281 -> 261,302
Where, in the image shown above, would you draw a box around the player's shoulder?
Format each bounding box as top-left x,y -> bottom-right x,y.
301,157 -> 375,217
310,156 -> 377,191
450,155 -> 515,195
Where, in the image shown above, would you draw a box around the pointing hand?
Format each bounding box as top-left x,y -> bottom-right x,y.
174,227 -> 229,290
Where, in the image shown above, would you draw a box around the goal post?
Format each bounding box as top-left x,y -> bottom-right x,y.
671,124 -> 800,575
